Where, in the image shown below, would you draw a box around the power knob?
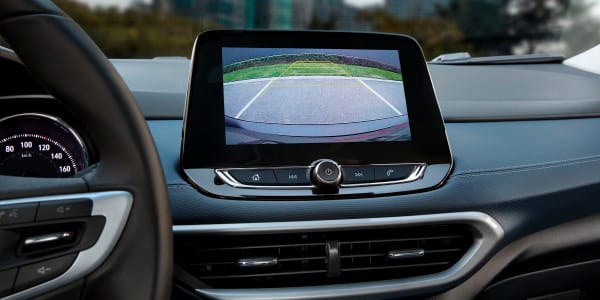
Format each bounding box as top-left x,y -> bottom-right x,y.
311,159 -> 342,187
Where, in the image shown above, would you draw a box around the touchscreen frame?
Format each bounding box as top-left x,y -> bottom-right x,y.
182,30 -> 451,168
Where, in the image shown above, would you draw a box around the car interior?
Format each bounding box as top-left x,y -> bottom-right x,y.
1,0 -> 600,299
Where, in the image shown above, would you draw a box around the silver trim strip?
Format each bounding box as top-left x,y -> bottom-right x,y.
341,163 -> 426,188
237,257 -> 279,268
0,95 -> 54,100
1,191 -> 133,300
23,231 -> 74,246
171,212 -> 503,300
387,249 -> 425,260
215,167 -> 314,190
215,163 -> 426,190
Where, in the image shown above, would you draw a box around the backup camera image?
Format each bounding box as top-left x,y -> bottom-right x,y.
222,47 -> 411,145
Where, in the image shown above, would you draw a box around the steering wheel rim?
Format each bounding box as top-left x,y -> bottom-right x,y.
0,1 -> 173,299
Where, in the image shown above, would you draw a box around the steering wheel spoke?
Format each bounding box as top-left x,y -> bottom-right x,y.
0,1 -> 173,299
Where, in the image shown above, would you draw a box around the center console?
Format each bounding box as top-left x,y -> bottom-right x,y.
181,30 -> 452,199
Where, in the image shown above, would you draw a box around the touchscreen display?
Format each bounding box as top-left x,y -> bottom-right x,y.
222,47 -> 411,145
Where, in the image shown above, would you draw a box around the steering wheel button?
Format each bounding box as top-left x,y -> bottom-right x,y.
374,165 -> 415,182
36,199 -> 92,221
0,203 -> 37,225
14,254 -> 76,292
229,170 -> 277,186
342,167 -> 374,184
0,268 -> 17,297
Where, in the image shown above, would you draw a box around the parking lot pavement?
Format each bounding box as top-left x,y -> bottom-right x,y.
224,76 -> 406,125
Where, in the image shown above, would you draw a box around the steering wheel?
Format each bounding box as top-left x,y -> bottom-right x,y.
0,1 -> 172,299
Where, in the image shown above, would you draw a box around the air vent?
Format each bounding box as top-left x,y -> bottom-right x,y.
175,224 -> 473,288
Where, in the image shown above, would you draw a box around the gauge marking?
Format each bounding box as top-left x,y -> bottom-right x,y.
0,113 -> 89,177
0,133 -> 79,173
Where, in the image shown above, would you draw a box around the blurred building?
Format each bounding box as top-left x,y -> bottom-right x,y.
292,0 -> 313,28
154,0 -> 370,30
157,0 -> 246,28
247,0 -> 293,29
308,0 -> 372,31
385,0 -> 451,19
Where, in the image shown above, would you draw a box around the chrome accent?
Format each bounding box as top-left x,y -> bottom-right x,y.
1,191 -> 133,300
23,231 -> 74,246
179,36 -> 199,166
214,163 -> 426,190
215,166 -> 314,190
312,159 -> 342,186
171,212 -> 503,300
0,113 -> 90,171
340,163 -> 426,188
387,249 -> 425,260
237,257 -> 279,268
0,94 -> 54,100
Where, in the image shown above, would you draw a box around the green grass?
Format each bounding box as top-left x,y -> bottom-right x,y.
338,64 -> 403,81
223,61 -> 402,83
223,64 -> 290,83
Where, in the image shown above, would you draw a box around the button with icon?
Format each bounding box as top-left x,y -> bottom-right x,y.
274,168 -> 311,185
14,254 -> 76,292
0,203 -> 37,225
374,165 -> 415,182
36,199 -> 92,221
342,166 -> 374,184
312,160 -> 341,187
228,169 -> 277,186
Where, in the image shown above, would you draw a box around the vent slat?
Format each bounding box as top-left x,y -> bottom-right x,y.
342,261 -> 451,272
184,256 -> 327,266
191,242 -> 326,251
175,224 -> 474,288
339,248 -> 463,259
198,269 -> 327,280
339,235 -> 464,245
278,256 -> 327,262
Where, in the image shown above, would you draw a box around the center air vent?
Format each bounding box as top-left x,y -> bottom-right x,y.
175,224 -> 474,288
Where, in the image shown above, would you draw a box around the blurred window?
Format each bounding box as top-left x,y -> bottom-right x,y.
55,0 -> 600,59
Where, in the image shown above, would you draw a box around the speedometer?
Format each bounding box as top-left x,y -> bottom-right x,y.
0,113 -> 89,177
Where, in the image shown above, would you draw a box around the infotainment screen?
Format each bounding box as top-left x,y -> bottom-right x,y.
221,47 -> 411,145
182,30 -> 452,181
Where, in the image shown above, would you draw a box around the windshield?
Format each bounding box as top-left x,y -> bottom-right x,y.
57,0 -> 600,59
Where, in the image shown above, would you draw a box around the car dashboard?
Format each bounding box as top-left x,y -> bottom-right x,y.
2,42 -> 600,299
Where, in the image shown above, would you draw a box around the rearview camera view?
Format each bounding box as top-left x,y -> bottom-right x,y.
222,47 -> 411,145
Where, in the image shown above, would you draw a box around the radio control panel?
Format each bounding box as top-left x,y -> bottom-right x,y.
215,160 -> 426,190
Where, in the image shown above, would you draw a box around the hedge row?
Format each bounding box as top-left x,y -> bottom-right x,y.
223,53 -> 401,74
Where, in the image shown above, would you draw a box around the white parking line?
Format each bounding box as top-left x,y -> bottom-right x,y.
357,79 -> 403,116
235,80 -> 274,119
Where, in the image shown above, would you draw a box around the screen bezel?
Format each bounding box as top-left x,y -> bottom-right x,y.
182,30 -> 451,168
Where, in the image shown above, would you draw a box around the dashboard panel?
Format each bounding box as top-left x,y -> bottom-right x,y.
2,41 -> 600,299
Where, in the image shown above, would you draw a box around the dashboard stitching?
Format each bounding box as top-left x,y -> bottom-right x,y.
452,154 -> 600,178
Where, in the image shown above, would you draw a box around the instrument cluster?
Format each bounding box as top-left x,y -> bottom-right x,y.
0,108 -> 90,178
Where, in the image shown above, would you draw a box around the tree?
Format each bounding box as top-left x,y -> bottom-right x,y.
437,0 -> 597,56
504,0 -> 569,53
358,9 -> 471,59
438,0 -> 513,55
308,8 -> 337,30
52,0 -> 222,58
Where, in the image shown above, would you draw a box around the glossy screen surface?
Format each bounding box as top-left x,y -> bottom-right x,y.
222,47 -> 411,145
